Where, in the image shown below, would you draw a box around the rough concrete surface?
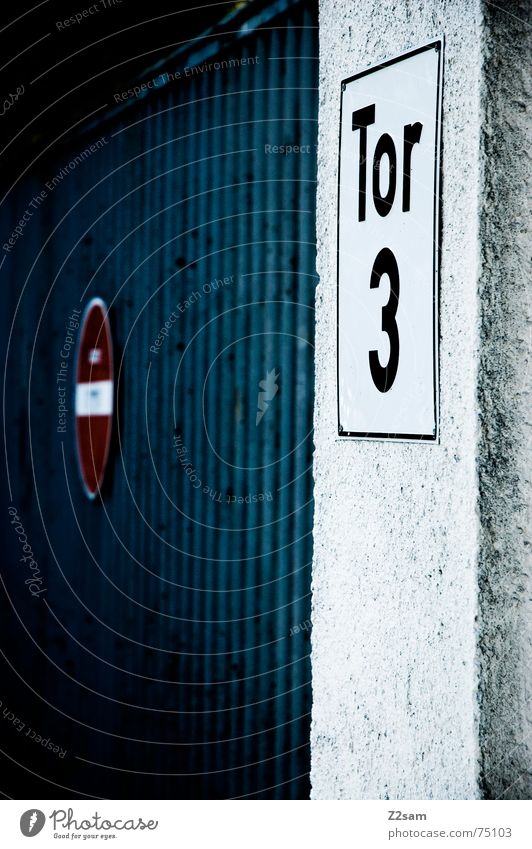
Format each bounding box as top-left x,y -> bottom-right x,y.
311,0 -> 484,799
477,0 -> 532,800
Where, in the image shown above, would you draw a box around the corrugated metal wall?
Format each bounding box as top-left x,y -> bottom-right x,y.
1,0 -> 317,799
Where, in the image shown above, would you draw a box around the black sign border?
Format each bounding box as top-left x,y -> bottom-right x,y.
337,38 -> 443,442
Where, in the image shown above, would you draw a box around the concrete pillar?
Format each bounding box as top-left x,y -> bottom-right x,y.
311,0 -> 531,799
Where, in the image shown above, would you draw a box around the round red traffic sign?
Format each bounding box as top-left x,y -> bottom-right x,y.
74,298 -> 114,500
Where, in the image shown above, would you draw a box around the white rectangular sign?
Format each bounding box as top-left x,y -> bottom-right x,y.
337,40 -> 443,440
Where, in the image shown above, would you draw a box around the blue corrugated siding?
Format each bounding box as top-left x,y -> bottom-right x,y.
1,0 -> 317,799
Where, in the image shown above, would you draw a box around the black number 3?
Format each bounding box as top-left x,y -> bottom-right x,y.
369,247 -> 400,392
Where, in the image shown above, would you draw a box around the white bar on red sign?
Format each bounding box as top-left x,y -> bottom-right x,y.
75,380 -> 114,417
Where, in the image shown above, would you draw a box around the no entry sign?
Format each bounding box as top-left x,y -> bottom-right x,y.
75,298 -> 114,499
337,40 -> 443,440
